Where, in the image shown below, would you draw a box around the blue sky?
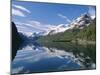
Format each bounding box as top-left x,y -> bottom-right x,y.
12,1 -> 96,35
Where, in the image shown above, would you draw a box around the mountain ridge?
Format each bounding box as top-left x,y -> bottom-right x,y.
33,13 -> 95,36
37,17 -> 96,44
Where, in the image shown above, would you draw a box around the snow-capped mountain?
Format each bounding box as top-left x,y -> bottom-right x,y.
70,13 -> 93,29
47,24 -> 70,35
29,13 -> 95,37
47,13 -> 93,35
29,24 -> 71,36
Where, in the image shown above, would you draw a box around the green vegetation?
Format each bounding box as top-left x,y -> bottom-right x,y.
77,19 -> 96,41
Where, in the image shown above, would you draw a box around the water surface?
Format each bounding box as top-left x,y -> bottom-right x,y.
12,41 -> 96,74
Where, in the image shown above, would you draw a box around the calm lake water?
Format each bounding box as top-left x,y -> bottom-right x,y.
11,41 -> 96,74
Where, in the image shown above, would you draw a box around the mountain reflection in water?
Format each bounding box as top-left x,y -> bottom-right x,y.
12,41 -> 96,74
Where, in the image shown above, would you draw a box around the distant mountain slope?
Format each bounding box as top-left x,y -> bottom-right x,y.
37,18 -> 96,43
45,13 -> 93,35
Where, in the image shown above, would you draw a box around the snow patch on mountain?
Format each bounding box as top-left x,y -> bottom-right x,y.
47,24 -> 70,35
69,13 -> 93,29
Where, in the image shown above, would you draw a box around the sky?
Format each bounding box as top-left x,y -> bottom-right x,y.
12,1 -> 96,35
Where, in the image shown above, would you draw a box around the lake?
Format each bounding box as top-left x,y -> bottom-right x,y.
11,41 -> 96,74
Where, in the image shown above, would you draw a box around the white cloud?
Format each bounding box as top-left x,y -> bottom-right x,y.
12,8 -> 25,17
12,4 -> 30,17
57,13 -> 71,23
14,20 -> 54,35
15,20 -> 69,35
15,22 -> 37,36
58,14 -> 67,19
24,20 -> 55,32
12,4 -> 31,13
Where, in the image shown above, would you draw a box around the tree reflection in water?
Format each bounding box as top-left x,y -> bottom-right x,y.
12,41 -> 96,74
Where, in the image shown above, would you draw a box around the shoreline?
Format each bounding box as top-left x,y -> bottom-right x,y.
71,39 -> 96,45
